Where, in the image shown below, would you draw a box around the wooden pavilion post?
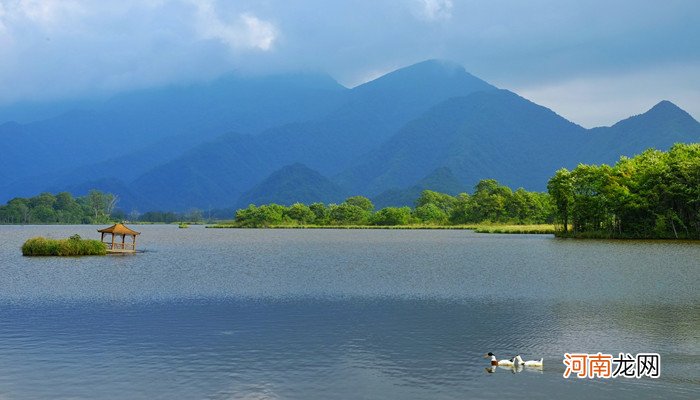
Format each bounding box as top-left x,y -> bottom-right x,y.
97,223 -> 140,253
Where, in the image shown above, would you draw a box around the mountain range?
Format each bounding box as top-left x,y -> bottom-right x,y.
1,59 -> 699,213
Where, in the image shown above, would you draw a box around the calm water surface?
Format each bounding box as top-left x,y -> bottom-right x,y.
0,225 -> 698,399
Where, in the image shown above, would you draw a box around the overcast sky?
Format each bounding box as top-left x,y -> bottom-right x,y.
0,0 -> 698,127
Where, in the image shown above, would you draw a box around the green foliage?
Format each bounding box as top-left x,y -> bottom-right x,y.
235,204 -> 287,227
548,143 -> 700,239
372,207 -> 412,226
228,179 -> 552,228
285,203 -> 315,224
414,203 -> 449,224
21,236 -> 107,256
0,190 -> 117,224
547,169 -> 573,231
309,202 -> 329,224
344,196 -> 374,212
416,190 -> 456,214
329,203 -> 370,225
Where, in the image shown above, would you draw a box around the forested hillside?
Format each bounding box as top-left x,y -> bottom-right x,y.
1,60 -> 698,213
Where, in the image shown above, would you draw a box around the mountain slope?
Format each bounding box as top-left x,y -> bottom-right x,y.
3,60 -> 698,212
236,163 -> 346,208
582,100 -> 700,163
372,167 -> 465,208
338,89 -> 587,194
121,60 -> 499,210
0,72 -> 347,200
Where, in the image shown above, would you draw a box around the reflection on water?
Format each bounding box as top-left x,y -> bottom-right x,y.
0,226 -> 698,399
0,299 -> 697,399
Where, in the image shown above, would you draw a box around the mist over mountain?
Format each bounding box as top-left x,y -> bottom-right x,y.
1,60 -> 698,213
0,72 -> 346,196
91,59 -> 497,210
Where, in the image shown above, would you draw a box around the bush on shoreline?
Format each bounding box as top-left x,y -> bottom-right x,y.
21,235 -> 107,256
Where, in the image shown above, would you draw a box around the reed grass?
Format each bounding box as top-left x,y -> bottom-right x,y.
22,235 -> 107,256
465,224 -> 557,234
206,223 -> 555,233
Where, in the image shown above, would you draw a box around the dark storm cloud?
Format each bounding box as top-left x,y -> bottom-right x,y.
0,0 -> 698,126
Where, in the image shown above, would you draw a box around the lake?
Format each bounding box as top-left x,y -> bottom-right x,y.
0,225 -> 698,399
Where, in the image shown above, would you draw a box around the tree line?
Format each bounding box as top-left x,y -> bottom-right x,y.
0,190 -> 117,224
547,143 -> 700,239
5,143 -> 696,239
0,190 -> 211,225
233,179 -> 554,227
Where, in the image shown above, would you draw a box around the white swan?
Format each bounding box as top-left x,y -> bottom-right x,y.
484,352 -> 515,367
513,354 -> 543,367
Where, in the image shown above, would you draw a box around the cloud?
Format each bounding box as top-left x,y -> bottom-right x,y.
514,63 -> 700,128
0,0 -> 697,129
0,3 -> 7,34
190,0 -> 277,51
8,0 -> 85,30
414,0 -> 453,22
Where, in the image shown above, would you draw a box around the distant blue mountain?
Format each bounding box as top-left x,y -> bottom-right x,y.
122,59 -> 498,210
1,60 -> 698,212
582,100 -> 700,163
236,163 -> 346,208
372,167 -> 465,208
0,72 -> 346,198
338,89 -> 587,194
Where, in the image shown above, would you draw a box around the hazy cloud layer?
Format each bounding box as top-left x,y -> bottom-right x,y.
0,0 -> 698,126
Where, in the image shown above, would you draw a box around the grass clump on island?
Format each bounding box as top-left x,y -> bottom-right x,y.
22,234 -> 107,256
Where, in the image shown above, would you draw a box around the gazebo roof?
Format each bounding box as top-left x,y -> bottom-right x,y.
97,223 -> 140,236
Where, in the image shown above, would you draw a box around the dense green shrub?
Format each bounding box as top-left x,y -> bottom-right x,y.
226,182 -> 553,228
548,144 -> 700,239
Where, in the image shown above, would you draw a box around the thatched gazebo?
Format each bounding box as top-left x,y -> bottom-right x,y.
98,223 -> 140,253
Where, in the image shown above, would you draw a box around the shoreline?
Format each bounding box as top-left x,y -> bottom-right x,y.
206,224 -> 557,234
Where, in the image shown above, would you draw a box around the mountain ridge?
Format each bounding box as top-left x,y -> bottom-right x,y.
1,60 -> 698,212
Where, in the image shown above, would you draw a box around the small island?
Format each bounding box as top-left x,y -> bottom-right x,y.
21,223 -> 141,256
22,234 -> 107,256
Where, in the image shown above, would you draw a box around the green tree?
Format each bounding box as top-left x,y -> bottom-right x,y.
547,168 -> 573,232
449,193 -> 476,224
372,207 -> 412,226
415,190 -> 456,214
309,202 -> 329,224
286,203 -> 315,224
329,203 -> 369,225
471,179 -> 512,222
235,204 -> 287,227
86,190 -> 117,223
344,196 -> 374,212
414,203 -> 449,224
